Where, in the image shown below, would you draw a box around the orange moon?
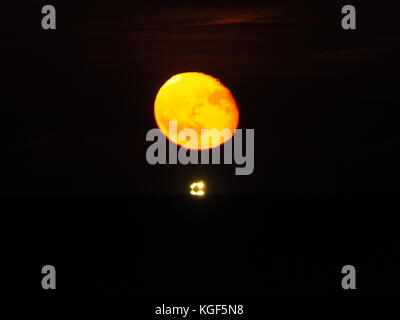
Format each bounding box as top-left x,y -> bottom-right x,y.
154,72 -> 239,150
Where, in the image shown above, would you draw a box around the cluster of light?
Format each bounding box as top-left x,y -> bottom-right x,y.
190,181 -> 205,196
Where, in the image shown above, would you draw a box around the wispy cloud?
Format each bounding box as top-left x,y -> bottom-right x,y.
187,11 -> 288,26
130,7 -> 290,28
309,46 -> 400,62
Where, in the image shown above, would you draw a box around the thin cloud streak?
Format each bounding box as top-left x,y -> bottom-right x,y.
129,8 -> 291,28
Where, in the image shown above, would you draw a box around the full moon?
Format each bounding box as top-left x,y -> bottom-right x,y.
154,72 -> 239,150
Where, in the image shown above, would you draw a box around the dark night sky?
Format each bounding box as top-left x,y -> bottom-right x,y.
1,0 -> 400,303
2,0 -> 400,195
